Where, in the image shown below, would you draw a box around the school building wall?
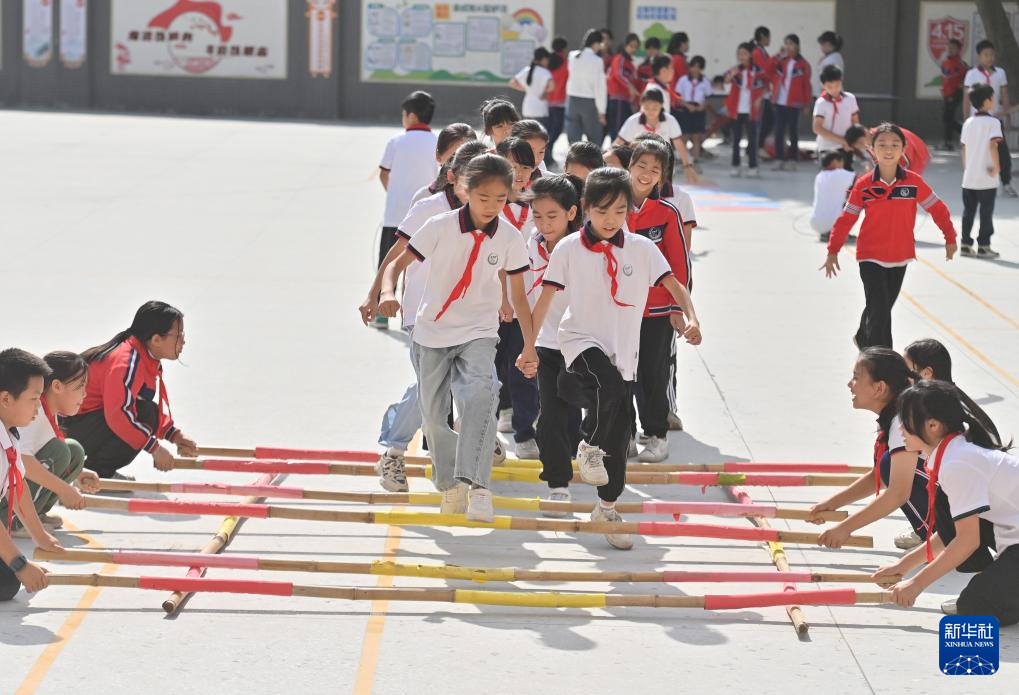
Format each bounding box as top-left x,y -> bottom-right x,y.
0,0 -> 973,139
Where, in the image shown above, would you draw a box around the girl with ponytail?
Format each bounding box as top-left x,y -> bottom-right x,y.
510,48 -> 555,127
875,380 -> 1018,624
64,301 -> 197,480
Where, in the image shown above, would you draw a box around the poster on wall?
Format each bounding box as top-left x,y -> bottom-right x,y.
360,1 -> 554,85
24,0 -> 54,68
60,0 -> 88,68
307,0 -> 336,77
915,1 -> 1019,99
629,1 -> 834,85
110,0 -> 287,79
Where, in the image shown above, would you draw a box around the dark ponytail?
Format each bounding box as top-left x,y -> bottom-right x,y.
857,348 -> 918,440
82,301 -> 184,364
42,351 -> 88,388
430,125 -> 479,191
527,47 -> 552,86
898,380 -> 1011,451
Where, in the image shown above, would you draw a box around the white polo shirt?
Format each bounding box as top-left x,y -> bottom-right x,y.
676,75 -> 712,106
617,112 -> 681,144
379,127 -> 439,227
961,113 -> 1005,190
1,426 -> 26,502
542,225 -> 672,381
527,232 -> 570,351
964,66 -> 1008,116
812,91 -> 859,152
810,167 -> 856,232
662,182 -> 696,228
938,436 -> 1019,554
17,410 -> 59,457
395,186 -> 461,329
566,47 -> 608,114
514,64 -> 553,118
408,205 -> 529,349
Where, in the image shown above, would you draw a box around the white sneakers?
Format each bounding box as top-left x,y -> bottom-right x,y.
638,436 -> 669,463
627,437 -> 638,459
942,598 -> 959,615
497,408 -> 514,433
576,441 -> 609,486
439,484 -> 468,514
375,452 -> 409,492
514,439 -> 540,460
466,487 -> 495,523
542,488 -> 571,518
894,527 -> 923,550
493,438 -> 506,466
591,503 -> 633,550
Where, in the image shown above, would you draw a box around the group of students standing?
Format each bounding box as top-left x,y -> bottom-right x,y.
2,301 -> 196,599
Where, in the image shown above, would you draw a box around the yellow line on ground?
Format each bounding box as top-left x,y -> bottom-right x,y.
15,521 -> 117,695
352,433 -> 420,695
916,256 -> 1019,332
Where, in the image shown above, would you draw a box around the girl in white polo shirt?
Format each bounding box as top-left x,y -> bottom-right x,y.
525,168 -> 702,549
379,154 -> 534,523
876,380 -> 1017,624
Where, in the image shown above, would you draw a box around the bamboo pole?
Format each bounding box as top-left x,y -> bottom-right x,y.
45,573 -> 892,610
161,473 -> 283,615
80,495 -> 873,547
36,548 -> 898,585
196,446 -> 870,475
172,457 -> 860,487
93,479 -> 849,522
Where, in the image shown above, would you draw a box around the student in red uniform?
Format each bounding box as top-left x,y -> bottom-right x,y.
1,349 -> 61,601
625,139 -> 692,463
875,381 -> 1017,622
607,33 -> 643,142
523,174 -> 585,512
64,301 -> 197,479
481,98 -> 521,147
638,37 -> 662,84
940,38 -> 968,151
379,155 -> 534,523
546,36 -> 570,169
771,34 -> 812,171
726,42 -> 767,177
666,32 -> 690,84
821,124 -> 957,349
525,167 -> 702,548
751,26 -> 775,156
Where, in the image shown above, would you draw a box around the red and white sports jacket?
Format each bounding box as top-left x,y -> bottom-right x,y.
771,54 -> 812,107
725,64 -> 768,120
627,191 -> 691,317
828,166 -> 957,264
78,337 -> 177,452
607,52 -> 641,100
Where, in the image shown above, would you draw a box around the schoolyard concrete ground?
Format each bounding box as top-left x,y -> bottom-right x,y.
1,110 -> 1017,695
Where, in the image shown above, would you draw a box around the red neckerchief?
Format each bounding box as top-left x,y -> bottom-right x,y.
979,66 -> 994,84
406,124 -> 431,132
527,237 -> 550,296
581,228 -> 633,308
503,202 -> 529,230
923,432 -> 962,562
873,430 -> 888,496
822,90 -> 842,120
4,441 -> 24,532
434,230 -> 489,320
40,397 -> 65,442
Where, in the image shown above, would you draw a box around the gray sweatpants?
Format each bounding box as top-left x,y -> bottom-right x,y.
565,96 -> 602,145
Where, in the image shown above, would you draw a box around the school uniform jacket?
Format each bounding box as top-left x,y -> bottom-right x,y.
607,52 -> 640,100
940,55 -> 968,98
627,191 -> 691,317
828,166 -> 957,264
772,54 -> 812,107
725,64 -> 768,120
78,337 -> 177,452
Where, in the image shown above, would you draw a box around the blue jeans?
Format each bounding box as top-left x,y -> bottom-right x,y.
377,330 -> 423,452
412,337 -> 499,490
495,319 -> 539,442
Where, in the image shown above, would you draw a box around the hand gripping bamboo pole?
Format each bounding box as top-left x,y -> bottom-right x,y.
94,479 -> 849,522
45,573 -> 893,610
161,473 -> 283,615
36,548 -> 899,585
197,446 -> 870,475
172,457 -> 860,487
81,495 -> 873,547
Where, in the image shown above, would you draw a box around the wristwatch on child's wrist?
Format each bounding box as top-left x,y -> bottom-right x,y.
8,555 -> 28,573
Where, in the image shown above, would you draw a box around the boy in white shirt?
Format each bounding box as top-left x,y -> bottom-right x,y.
812,65 -> 860,166
375,91 -> 439,328
960,83 -> 1003,258
1,348 -> 61,601
524,167 -> 702,549
810,150 -> 856,243
963,40 -> 1015,197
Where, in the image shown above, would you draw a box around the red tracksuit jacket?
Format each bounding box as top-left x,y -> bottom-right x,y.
78,337 -> 177,452
607,52 -> 640,100
771,54 -> 812,107
627,191 -> 691,316
940,55 -> 968,98
828,166 -> 957,263
725,64 -> 768,120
